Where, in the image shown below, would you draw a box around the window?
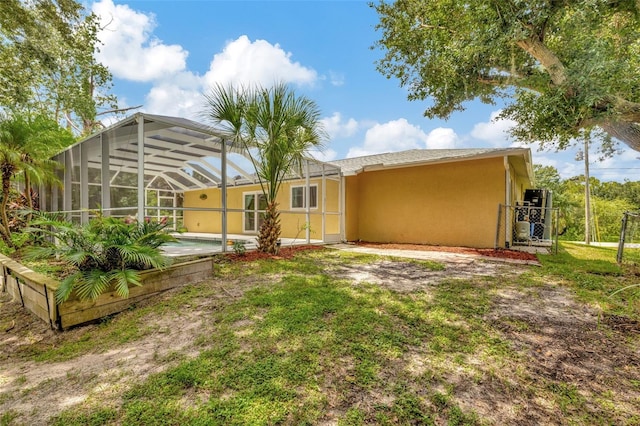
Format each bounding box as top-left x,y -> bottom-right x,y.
291,185 -> 318,209
243,192 -> 267,233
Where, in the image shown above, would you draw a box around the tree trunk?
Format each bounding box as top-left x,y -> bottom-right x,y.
257,202 -> 281,255
0,173 -> 14,246
599,120 -> 640,153
516,38 -> 567,86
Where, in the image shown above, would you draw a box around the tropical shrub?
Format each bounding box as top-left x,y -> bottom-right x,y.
25,213 -> 176,303
203,82 -> 326,254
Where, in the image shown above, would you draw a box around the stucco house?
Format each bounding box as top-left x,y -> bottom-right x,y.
330,148 -> 533,248
42,113 -> 534,249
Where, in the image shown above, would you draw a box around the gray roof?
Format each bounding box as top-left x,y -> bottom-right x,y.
328,148 -> 531,175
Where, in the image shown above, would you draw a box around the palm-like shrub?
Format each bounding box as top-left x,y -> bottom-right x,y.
25,213 -> 176,303
0,114 -> 73,246
204,83 -> 326,254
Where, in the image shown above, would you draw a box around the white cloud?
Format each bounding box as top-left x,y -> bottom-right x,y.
203,35 -> 317,88
94,1 -> 320,118
321,112 -> 358,139
93,0 -> 188,82
532,155 -> 576,179
347,118 -> 424,158
140,35 -> 319,118
470,110 -> 517,147
146,83 -> 202,119
425,127 -> 459,149
139,37 -> 318,118
346,119 -> 460,158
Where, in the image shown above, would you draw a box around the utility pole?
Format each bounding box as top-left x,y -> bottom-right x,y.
583,137 -> 591,245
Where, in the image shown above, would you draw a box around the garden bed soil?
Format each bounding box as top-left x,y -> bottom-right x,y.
222,244 -> 325,262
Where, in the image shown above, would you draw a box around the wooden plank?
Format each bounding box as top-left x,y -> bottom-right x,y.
58,259 -> 214,316
1,253 -> 213,329
19,282 -> 49,312
6,276 -> 19,301
20,286 -> 50,323
0,253 -> 59,292
59,261 -> 214,328
19,278 -> 47,296
60,293 -> 157,328
59,268 -> 212,316
47,287 -> 58,325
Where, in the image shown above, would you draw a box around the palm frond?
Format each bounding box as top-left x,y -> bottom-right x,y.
74,269 -> 112,301
117,244 -> 170,270
110,269 -> 142,299
55,272 -> 83,304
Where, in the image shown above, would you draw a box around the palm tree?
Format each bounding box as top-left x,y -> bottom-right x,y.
26,212 -> 176,302
204,83 -> 326,254
0,114 -> 72,245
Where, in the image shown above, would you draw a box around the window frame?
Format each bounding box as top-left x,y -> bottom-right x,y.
242,191 -> 267,233
290,184 -> 318,210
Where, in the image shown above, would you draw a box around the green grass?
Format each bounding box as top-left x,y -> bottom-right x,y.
19,245 -> 639,425
45,250 -> 487,425
0,410 -> 20,426
536,242 -> 640,318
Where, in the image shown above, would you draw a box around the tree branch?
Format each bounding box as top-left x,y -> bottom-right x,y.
96,105 -> 143,117
515,38 -> 567,86
417,17 -> 453,33
599,121 -> 640,152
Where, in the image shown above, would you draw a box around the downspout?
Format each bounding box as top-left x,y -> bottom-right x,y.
504,156 -> 511,206
504,156 -> 511,247
340,174 -> 346,242
305,159 -> 311,243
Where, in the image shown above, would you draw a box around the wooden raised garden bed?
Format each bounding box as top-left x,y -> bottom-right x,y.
0,254 -> 214,329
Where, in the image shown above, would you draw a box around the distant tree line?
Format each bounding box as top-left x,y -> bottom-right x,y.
534,165 -> 640,242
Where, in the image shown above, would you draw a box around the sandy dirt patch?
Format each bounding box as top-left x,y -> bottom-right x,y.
0,277 -> 258,425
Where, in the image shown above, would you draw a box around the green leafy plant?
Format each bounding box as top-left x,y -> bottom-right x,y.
232,239 -> 247,256
25,212 -> 177,303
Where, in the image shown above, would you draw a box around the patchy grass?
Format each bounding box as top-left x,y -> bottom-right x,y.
3,245 -> 639,425
537,242 -> 640,318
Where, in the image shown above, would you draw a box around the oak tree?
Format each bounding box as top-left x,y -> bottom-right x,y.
373,0 -> 640,153
0,0 -> 118,134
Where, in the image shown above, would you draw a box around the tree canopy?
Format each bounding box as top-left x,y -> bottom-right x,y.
0,0 -> 117,134
0,113 -> 73,245
373,0 -> 640,153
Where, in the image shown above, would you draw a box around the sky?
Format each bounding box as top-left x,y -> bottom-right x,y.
90,0 -> 640,183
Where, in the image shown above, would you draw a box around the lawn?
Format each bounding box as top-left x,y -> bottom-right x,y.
1,243 -> 639,425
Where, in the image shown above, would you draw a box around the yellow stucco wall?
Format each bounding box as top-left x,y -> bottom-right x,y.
344,157 -> 508,248
182,178 -> 340,239
345,176 -> 359,241
182,187 -> 222,233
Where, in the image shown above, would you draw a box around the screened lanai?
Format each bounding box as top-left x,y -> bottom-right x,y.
42,112 -> 343,250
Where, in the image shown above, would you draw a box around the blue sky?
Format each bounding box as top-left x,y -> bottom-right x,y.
92,0 -> 640,182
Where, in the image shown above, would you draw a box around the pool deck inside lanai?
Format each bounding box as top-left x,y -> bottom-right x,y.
162,232 -> 324,257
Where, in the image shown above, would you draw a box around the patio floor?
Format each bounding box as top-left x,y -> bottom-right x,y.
162,232 -> 324,257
